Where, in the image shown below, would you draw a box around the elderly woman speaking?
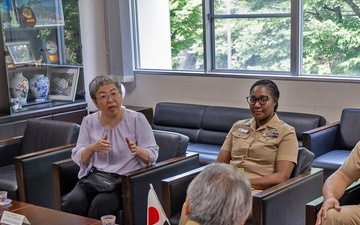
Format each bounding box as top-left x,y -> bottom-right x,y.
62,74 -> 159,220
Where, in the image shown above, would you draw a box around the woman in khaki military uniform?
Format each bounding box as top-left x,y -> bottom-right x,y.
179,79 -> 298,225
217,79 -> 298,193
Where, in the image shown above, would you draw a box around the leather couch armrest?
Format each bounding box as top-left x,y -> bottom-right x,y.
303,122 -> 339,157
252,167 -> 323,225
52,158 -> 79,210
306,196 -> 323,225
161,166 -> 323,225
306,179 -> 360,225
0,136 -> 23,167
161,165 -> 209,218
121,152 -> 200,225
14,143 -> 75,209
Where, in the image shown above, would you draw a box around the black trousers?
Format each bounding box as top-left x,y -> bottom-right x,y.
61,182 -> 122,220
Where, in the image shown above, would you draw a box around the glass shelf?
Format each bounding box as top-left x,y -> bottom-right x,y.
1,0 -> 65,29
0,0 -> 83,116
11,99 -> 51,113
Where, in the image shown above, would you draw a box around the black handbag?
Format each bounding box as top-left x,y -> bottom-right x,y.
79,167 -> 121,193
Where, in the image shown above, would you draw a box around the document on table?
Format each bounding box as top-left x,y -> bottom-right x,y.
0,211 -> 30,225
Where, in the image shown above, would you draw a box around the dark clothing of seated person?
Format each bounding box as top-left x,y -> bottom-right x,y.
180,79 -> 298,225
61,75 -> 159,220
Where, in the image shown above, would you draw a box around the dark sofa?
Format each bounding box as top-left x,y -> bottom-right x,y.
0,119 -> 80,201
52,130 -> 196,225
162,147 -> 323,225
15,144 -> 75,209
303,108 -> 360,179
153,102 -> 326,165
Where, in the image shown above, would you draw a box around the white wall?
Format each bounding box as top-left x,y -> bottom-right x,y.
80,1 -> 360,123
79,0 -> 109,111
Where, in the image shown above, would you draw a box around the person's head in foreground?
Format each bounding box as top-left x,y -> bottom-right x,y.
184,163 -> 252,225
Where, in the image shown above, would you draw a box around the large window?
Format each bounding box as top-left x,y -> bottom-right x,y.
213,0 -> 291,72
134,0 -> 360,77
302,0 -> 360,76
135,0 -> 202,70
62,0 -> 82,65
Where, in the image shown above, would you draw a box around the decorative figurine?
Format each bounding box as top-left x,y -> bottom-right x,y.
10,97 -> 22,111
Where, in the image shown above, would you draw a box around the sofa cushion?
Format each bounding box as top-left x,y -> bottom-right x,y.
337,108 -> 360,150
197,154 -> 219,166
312,150 -> 350,169
198,106 -> 251,145
0,165 -> 17,200
187,143 -> 221,155
151,125 -> 200,144
153,130 -> 189,162
21,119 -> 80,155
152,102 -> 207,142
277,111 -> 326,142
200,106 -> 251,132
312,150 -> 351,179
0,139 -> 22,167
290,147 -> 314,177
187,143 -> 220,165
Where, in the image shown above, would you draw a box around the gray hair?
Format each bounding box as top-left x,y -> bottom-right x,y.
89,74 -> 122,100
187,163 -> 252,225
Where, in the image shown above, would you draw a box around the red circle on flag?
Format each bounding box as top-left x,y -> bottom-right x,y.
148,206 -> 160,225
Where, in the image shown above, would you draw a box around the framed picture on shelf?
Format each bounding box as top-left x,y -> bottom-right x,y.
6,41 -> 35,65
4,46 -> 15,68
48,67 -> 79,101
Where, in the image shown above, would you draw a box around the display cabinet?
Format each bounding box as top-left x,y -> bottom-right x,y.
0,0 -> 87,136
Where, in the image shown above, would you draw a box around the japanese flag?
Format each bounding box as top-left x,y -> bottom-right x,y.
147,183 -> 171,225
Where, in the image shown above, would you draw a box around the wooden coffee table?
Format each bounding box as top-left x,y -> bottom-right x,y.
1,200 -> 102,225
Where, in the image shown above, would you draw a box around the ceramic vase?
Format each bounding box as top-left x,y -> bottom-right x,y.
29,74 -> 50,101
10,72 -> 29,105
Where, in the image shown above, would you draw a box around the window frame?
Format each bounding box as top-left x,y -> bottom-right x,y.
208,0 -> 294,75
128,0 -> 360,83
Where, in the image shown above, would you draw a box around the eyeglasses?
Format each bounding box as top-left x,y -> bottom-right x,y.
246,96 -> 270,105
96,92 -> 120,101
